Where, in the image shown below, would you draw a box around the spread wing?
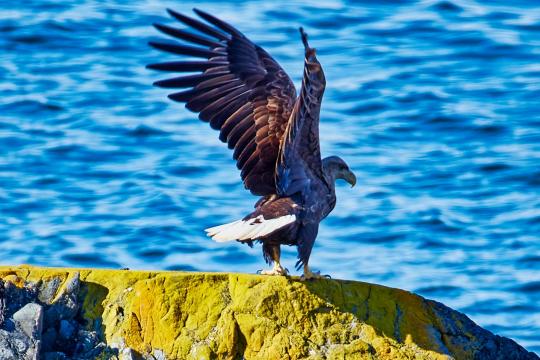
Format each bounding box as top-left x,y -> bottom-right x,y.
147,9 -> 297,196
276,28 -> 326,197
273,29 -> 327,270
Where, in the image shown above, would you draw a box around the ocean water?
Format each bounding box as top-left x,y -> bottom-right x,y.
1,0 -> 539,353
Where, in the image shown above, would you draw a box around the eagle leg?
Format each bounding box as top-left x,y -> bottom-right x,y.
300,263 -> 330,281
258,244 -> 289,276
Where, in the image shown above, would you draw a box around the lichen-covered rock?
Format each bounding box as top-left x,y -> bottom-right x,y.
0,266 -> 537,360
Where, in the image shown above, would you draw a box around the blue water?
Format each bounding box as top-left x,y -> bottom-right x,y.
1,0 -> 539,353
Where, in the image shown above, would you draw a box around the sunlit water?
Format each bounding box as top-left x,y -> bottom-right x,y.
1,0 -> 539,353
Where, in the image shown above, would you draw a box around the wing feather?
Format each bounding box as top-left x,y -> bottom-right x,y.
224,113 -> 253,145
154,72 -> 229,88
188,82 -> 244,112
148,8 -> 297,195
149,41 -> 224,58
193,8 -> 244,37
153,23 -> 222,48
168,89 -> 198,102
167,8 -> 229,41
276,28 -> 326,197
240,151 -> 261,178
235,132 -> 256,161
147,60 -> 225,72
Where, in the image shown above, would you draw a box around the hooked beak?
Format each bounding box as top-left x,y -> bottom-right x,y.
344,170 -> 357,188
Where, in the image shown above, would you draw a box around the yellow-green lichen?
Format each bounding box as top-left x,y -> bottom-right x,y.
0,265 -> 533,360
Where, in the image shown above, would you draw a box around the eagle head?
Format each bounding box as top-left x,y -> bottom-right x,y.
322,156 -> 356,187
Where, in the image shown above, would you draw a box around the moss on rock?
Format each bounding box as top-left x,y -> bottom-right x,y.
0,266 -> 537,360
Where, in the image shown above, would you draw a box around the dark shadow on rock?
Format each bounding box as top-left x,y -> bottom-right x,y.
77,281 -> 108,335
234,321 -> 248,360
426,299 -> 539,360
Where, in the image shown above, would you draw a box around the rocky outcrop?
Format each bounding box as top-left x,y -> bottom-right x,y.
0,266 -> 537,360
0,273 -> 116,359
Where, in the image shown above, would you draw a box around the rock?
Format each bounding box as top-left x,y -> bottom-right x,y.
153,349 -> 166,360
2,279 -> 38,321
43,273 -> 80,330
0,329 -> 19,360
2,275 -> 22,286
0,265 -> 538,360
8,303 -> 43,360
13,303 -> 43,339
74,329 -> 99,354
63,272 -> 80,295
38,277 -> 62,304
0,328 -> 35,360
73,329 -> 115,359
0,279 -> 5,327
119,348 -> 138,360
0,270 -> 107,359
42,352 -> 68,360
58,319 -> 75,340
40,327 -> 57,352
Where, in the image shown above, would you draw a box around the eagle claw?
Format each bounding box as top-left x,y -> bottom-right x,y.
258,264 -> 289,276
300,269 -> 330,281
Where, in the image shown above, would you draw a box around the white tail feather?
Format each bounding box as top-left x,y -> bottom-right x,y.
205,215 -> 296,242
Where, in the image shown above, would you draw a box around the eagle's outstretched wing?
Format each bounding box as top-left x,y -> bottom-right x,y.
275,29 -> 327,270
276,28 -> 326,198
148,9 -> 297,196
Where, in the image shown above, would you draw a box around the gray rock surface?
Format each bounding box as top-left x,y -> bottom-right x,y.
37,277 -> 61,305
0,280 -> 5,327
153,349 -> 166,360
0,273 -> 165,360
13,303 -> 43,338
0,273 -> 113,359
0,328 -> 37,360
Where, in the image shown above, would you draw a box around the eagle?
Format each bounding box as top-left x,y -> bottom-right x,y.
147,9 -> 357,280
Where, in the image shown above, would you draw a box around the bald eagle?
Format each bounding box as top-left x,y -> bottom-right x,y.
148,9 -> 356,280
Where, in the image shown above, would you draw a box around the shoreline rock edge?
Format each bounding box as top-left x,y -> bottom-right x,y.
0,266 -> 537,360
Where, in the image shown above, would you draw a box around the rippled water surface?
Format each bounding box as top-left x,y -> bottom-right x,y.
1,0 -> 539,352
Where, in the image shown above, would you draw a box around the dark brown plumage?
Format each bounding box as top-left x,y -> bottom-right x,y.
148,9 -> 356,279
